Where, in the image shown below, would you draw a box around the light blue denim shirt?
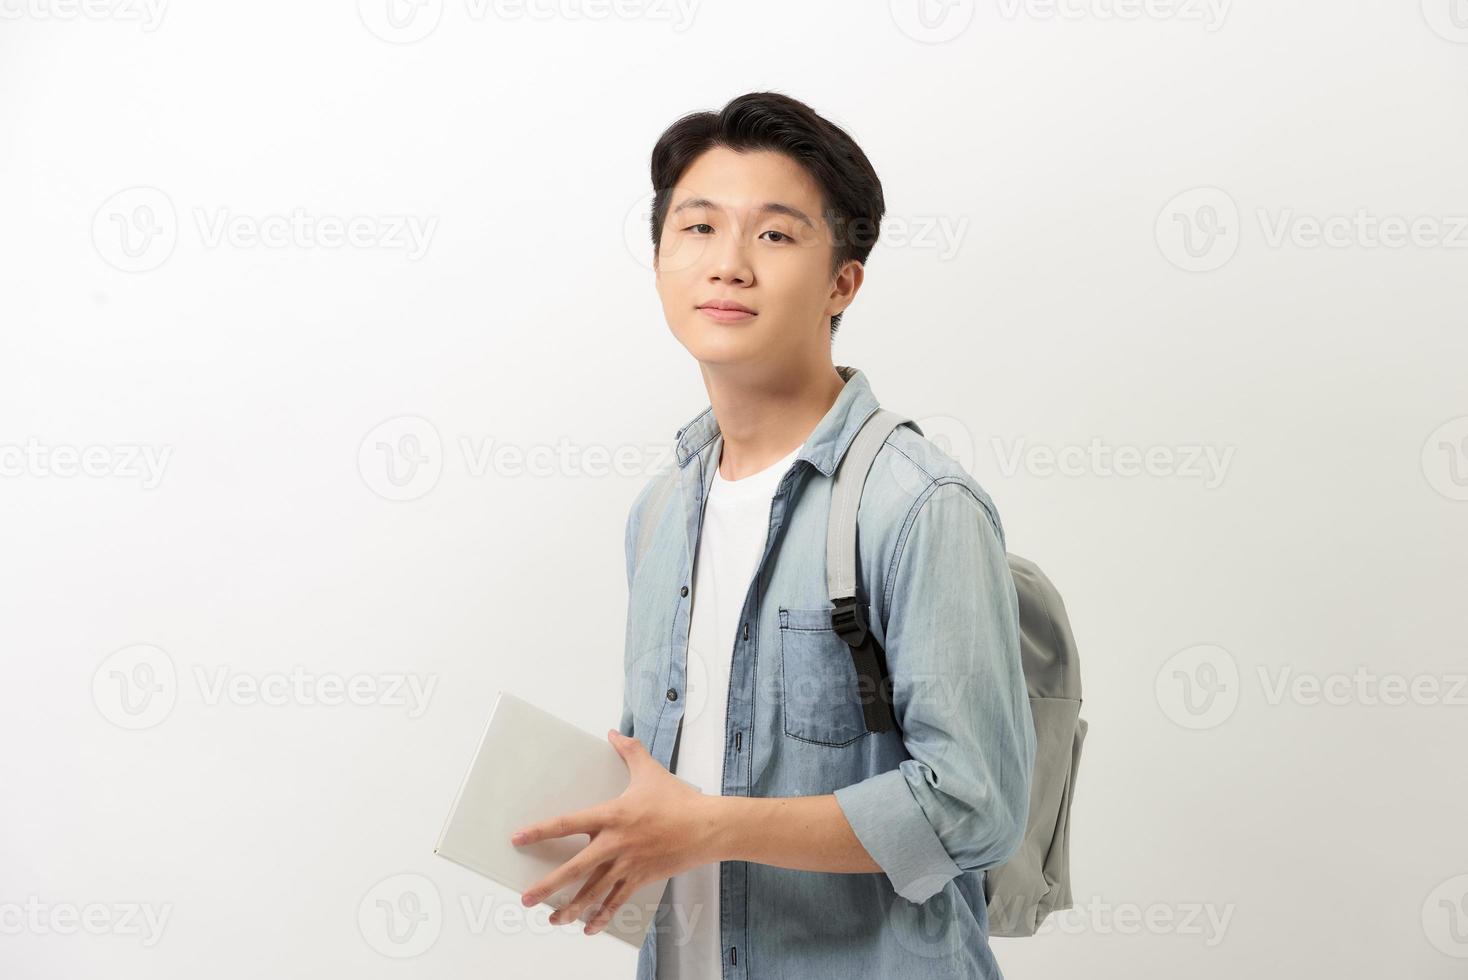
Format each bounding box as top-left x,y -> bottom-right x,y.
619,365 -> 1036,979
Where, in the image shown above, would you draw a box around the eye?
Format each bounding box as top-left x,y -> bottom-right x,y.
762,230 -> 793,243
684,223 -> 714,234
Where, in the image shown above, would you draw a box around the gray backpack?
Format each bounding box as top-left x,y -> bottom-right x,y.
829,409 -> 1087,937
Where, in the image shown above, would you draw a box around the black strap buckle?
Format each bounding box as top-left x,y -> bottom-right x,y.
831,594 -> 868,648
831,595 -> 898,734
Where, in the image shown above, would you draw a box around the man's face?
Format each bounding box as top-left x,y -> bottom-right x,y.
654,146 -> 860,370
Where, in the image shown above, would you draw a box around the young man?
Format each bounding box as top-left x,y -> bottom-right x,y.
510,92 -> 1036,979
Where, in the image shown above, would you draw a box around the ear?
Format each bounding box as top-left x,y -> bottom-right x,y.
828,259 -> 864,316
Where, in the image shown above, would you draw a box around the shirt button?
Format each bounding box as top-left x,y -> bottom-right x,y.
742,623 -> 749,640
680,585 -> 689,597
666,688 -> 678,702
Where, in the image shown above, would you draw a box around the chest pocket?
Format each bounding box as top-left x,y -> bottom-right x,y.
778,605 -> 872,746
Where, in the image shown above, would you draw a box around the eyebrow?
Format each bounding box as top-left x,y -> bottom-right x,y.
671,197 -> 816,229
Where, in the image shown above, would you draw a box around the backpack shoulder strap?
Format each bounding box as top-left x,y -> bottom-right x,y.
825,407 -> 917,734
826,408 -> 913,605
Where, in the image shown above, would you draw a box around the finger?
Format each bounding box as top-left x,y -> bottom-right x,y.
549,861 -> 614,928
608,730 -> 652,769
511,805 -> 603,847
585,877 -> 634,935
521,846 -> 607,909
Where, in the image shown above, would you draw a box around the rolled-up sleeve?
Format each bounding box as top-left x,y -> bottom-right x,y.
833,480 -> 1036,905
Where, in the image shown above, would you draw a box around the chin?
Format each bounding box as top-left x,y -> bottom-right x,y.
675,321 -> 764,364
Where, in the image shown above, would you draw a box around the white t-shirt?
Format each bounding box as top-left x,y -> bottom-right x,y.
657,440 -> 803,980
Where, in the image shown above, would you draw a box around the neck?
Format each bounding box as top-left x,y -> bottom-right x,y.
699,360 -> 846,481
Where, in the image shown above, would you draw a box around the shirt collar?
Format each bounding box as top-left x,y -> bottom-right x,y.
672,364 -> 882,478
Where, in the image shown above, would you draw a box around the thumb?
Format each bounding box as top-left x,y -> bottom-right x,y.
607,728 -> 649,764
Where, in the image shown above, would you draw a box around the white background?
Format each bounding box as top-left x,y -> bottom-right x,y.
2,0 -> 1466,977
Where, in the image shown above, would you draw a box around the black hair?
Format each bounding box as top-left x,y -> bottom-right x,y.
649,91 -> 885,339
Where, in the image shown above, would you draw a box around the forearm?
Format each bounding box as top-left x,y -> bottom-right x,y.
699,793 -> 883,874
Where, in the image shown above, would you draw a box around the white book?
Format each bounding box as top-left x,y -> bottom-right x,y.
434,691 -> 698,949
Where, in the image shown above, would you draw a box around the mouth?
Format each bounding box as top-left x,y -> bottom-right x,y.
697,300 -> 757,323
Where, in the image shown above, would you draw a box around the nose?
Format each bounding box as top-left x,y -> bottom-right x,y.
708,233 -> 753,287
